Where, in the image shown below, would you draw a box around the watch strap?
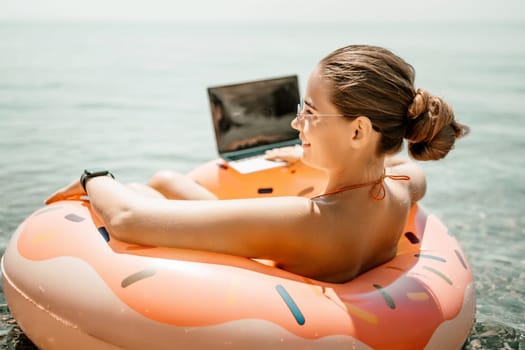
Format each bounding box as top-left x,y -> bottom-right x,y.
80,168 -> 115,192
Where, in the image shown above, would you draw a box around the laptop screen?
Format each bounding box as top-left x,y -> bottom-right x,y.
207,75 -> 300,155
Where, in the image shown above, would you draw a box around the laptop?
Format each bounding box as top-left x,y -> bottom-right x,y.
207,75 -> 301,174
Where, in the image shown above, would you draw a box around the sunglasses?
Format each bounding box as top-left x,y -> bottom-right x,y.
295,102 -> 344,123
295,101 -> 380,132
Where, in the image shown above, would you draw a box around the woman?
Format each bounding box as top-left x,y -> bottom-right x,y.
46,45 -> 469,283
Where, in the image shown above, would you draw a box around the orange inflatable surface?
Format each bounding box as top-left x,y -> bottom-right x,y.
1,160 -> 475,349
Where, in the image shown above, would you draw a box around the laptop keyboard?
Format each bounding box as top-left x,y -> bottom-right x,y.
227,156 -> 286,174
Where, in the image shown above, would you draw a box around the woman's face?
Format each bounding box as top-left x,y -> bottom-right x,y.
292,65 -> 354,170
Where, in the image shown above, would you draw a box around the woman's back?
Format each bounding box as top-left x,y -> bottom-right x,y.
283,164 -> 415,283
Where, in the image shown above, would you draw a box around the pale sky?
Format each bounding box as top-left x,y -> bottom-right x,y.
0,0 -> 523,21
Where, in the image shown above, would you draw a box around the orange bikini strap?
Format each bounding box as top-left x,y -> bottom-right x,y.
311,172 -> 410,201
371,174 -> 411,200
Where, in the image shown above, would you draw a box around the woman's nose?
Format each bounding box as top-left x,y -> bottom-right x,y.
291,116 -> 300,130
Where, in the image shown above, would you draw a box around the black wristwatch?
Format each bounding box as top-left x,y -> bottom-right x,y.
80,168 -> 115,192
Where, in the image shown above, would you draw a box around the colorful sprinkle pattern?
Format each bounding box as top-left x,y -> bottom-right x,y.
11,160 -> 475,350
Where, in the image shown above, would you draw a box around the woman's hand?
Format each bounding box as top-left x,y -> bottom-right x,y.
45,178 -> 86,205
264,145 -> 303,164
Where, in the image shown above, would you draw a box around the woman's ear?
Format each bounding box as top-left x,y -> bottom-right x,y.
350,116 -> 374,142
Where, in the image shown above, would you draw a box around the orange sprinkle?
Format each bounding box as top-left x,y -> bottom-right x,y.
31,232 -> 57,243
407,292 -> 430,301
343,302 -> 379,325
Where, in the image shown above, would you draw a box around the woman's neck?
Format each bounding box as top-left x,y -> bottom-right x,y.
324,155 -> 385,193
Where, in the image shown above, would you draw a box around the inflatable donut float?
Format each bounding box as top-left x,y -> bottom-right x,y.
1,160 -> 476,349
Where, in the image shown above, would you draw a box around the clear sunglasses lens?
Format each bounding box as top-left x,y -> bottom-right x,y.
296,104 -> 302,121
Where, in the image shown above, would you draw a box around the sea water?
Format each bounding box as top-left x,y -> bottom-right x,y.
0,20 -> 524,349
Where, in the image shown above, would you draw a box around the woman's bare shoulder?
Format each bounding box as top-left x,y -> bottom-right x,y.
385,156 -> 426,203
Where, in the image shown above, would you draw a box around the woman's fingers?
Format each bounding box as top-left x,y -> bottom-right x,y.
264,145 -> 302,163
44,179 -> 85,205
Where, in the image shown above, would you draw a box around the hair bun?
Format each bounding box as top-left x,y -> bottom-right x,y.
407,88 -> 430,119
405,89 -> 469,161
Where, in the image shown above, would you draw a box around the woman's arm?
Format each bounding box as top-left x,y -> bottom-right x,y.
385,156 -> 427,203
147,170 -> 218,200
82,176 -> 324,266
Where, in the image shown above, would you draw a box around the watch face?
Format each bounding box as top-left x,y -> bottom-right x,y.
85,168 -> 109,176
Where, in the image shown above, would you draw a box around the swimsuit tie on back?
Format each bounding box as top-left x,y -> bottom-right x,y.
311,172 -> 410,201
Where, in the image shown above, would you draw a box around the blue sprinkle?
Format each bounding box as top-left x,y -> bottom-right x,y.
373,284 -> 396,309
404,231 -> 420,244
423,266 -> 453,285
275,285 -> 305,325
454,249 -> 468,270
121,268 -> 156,288
64,213 -> 85,222
414,254 -> 447,262
98,227 -> 110,242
